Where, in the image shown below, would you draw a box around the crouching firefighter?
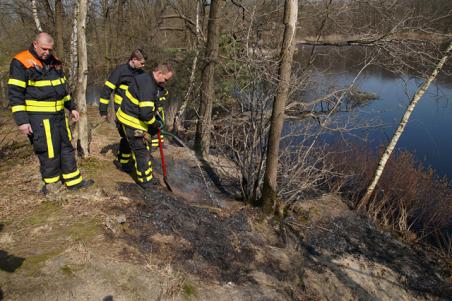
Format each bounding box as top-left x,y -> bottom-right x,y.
8,32 -> 93,194
98,49 -> 146,172
116,63 -> 174,192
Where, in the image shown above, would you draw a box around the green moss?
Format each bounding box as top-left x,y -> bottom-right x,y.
22,249 -> 63,274
61,264 -> 74,277
65,218 -> 101,242
22,202 -> 62,226
183,281 -> 196,297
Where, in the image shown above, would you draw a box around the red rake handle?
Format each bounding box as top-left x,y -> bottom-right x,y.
157,128 -> 167,177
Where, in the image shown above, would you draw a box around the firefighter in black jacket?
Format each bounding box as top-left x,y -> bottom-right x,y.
98,49 -> 146,171
8,32 -> 93,194
116,63 -> 174,191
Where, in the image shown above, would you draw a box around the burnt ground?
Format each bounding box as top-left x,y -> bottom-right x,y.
0,107 -> 451,300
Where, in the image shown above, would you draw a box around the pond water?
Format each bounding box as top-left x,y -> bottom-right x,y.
295,46 -> 452,179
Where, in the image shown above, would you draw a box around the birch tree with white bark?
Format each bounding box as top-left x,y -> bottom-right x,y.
358,41 -> 452,210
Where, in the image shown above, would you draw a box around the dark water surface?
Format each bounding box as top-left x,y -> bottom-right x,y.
295,46 -> 452,179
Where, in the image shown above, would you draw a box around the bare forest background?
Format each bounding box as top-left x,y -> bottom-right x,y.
0,0 -> 451,255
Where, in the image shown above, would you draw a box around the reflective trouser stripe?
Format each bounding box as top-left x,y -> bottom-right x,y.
65,116 -> 72,141
137,174 -> 153,183
63,168 -> 83,187
65,176 -> 83,187
62,169 -> 80,179
43,175 -> 60,184
151,135 -> 164,147
119,152 -> 131,164
131,144 -> 152,183
43,119 -> 54,158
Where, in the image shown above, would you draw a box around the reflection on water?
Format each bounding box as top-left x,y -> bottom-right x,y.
295,46 -> 452,179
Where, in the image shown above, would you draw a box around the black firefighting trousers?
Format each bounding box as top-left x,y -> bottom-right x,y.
115,121 -> 132,167
28,112 -> 83,187
122,126 -> 153,186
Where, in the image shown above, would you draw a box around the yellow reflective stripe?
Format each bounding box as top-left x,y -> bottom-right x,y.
116,108 -> 148,131
24,99 -> 65,112
64,95 -> 71,102
62,169 -> 80,179
28,78 -> 65,87
105,81 -> 116,90
137,174 -> 153,183
139,101 -> 155,108
65,175 -> 83,187
99,98 -> 110,104
43,119 -> 54,159
11,105 -> 26,112
25,100 -> 65,107
119,84 -> 128,90
158,97 -> 166,101
122,153 -> 131,158
114,94 -> 123,105
158,108 -> 165,121
26,106 -> 64,112
65,116 -> 72,141
146,116 -> 156,125
136,167 -> 152,176
125,90 -> 139,105
8,78 -> 26,88
120,159 -> 130,164
43,175 -> 60,184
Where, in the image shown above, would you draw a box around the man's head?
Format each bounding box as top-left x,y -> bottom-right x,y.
33,32 -> 54,60
129,49 -> 146,69
152,63 -> 174,87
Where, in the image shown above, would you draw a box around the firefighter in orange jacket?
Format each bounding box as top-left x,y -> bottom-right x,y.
8,32 -> 93,194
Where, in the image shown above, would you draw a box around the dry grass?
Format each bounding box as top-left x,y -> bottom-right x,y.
326,143 -> 452,257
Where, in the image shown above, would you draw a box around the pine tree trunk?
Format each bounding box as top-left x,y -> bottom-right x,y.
260,0 -> 298,214
75,0 -> 89,158
358,41 -> 452,209
194,0 -> 221,159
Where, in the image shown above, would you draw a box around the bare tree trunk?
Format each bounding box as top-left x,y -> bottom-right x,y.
358,41 -> 452,209
75,0 -> 89,158
260,0 -> 298,214
194,0 -> 221,159
69,1 -> 79,93
55,0 -> 64,60
174,0 -> 202,133
31,0 -> 43,32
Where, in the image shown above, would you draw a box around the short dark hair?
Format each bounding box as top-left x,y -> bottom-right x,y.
152,63 -> 174,74
129,49 -> 146,61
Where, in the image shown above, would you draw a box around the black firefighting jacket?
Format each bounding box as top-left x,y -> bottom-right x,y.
116,72 -> 168,132
98,63 -> 144,116
8,46 -> 76,126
